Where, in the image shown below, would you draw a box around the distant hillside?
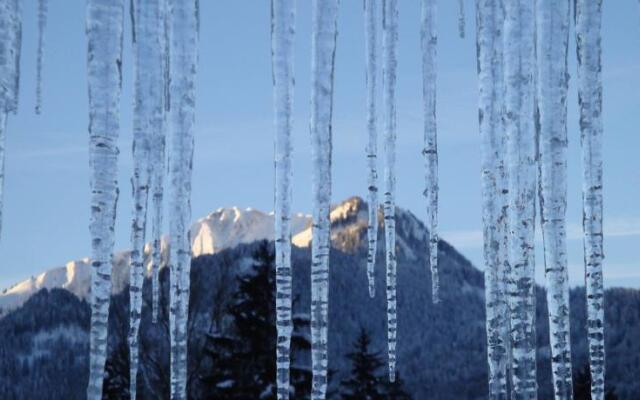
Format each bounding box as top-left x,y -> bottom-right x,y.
0,198 -> 637,399
0,205 -> 312,316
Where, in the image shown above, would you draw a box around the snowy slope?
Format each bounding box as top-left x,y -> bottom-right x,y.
0,197 -> 424,316
293,196 -> 422,261
0,259 -> 91,314
0,206 -> 312,317
192,207 -> 310,255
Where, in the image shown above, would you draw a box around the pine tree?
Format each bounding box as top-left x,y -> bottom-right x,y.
340,328 -> 386,400
573,365 -> 590,400
227,242 -> 280,399
102,341 -> 129,400
339,328 -> 411,400
573,365 -> 618,400
198,241 -> 312,399
382,372 -> 411,400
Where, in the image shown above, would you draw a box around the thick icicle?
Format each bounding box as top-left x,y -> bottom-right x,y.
85,1 -> 125,399
420,0 -> 439,304
504,1 -> 538,398
364,0 -> 378,299
457,0 -> 465,39
382,0 -> 398,382
150,129 -> 165,327
35,0 -> 47,114
536,1 -> 573,399
271,0 -> 296,398
0,0 -> 21,116
0,112 -> 5,237
151,0 -> 169,326
0,0 -> 22,239
575,1 -> 605,399
128,0 -> 166,397
310,0 -> 338,398
476,0 -> 510,397
167,0 -> 198,398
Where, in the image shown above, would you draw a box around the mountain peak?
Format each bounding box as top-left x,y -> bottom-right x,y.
0,197 -> 426,316
330,196 -> 367,222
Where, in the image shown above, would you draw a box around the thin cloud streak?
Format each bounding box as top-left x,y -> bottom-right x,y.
443,216 -> 640,250
11,145 -> 86,159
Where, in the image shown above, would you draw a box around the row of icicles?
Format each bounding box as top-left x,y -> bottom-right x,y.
274,1 -> 605,400
0,0 -> 605,399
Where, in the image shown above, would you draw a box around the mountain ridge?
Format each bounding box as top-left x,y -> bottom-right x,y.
0,196 -> 423,316
0,197 -> 638,398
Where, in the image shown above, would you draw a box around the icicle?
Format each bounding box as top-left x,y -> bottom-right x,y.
150,130 -> 165,329
12,0 -> 21,115
457,0 -> 465,39
167,0 -> 198,398
421,0 -> 439,304
2,0 -> 22,116
476,0 -> 510,397
364,0 -> 378,299
85,1 -> 125,399
163,0 -> 171,115
536,1 -> 573,399
0,112 -> 5,237
151,0 -> 169,326
504,0 -> 538,397
0,0 -> 22,239
271,0 -> 296,398
129,0 -> 136,44
128,0 -> 166,397
35,0 -> 47,114
575,1 -> 605,399
310,0 -> 339,398
382,0 -> 398,383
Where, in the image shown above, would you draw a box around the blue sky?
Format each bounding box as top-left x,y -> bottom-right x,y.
1,1 -> 639,289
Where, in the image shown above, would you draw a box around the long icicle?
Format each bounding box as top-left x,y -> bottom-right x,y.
0,112 -> 5,238
129,0 -> 166,397
35,0 -> 47,114
85,0 -> 125,398
421,0 -> 439,304
271,0 -> 296,398
536,1 -> 574,398
476,0 -> 509,397
151,0 -> 170,325
0,0 -> 22,239
496,1 -> 513,391
4,0 -> 21,116
167,0 -> 198,398
382,0 -> 398,382
310,0 -> 339,398
504,0 -> 538,397
457,0 -> 465,39
364,0 -> 378,299
575,1 -> 605,398
128,0 -> 148,396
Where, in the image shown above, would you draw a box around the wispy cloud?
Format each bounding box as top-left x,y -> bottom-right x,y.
567,216 -> 640,240
441,229 -> 483,249
442,215 -> 640,250
12,145 -> 86,159
566,262 -> 640,288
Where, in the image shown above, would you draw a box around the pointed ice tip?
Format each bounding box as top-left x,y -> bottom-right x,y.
368,285 -> 375,299
389,371 -> 396,383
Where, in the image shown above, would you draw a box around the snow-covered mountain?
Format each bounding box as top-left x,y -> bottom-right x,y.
0,205 -> 311,316
1,196 -> 639,399
0,197 -> 398,316
192,206 -> 311,255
